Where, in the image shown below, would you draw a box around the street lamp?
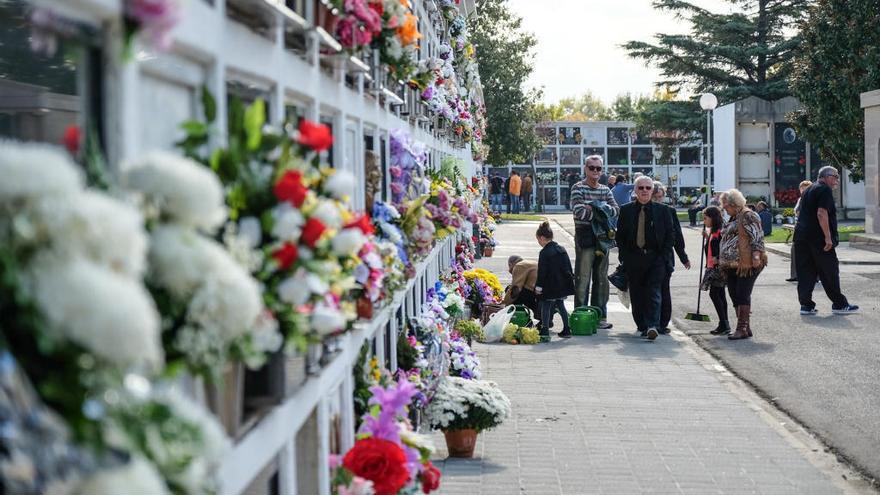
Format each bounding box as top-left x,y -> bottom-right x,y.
700,93 -> 718,197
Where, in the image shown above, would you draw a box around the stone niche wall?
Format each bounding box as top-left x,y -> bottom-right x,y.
862,90 -> 880,235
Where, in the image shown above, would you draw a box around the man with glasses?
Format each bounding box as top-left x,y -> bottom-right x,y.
793,166 -> 859,315
617,176 -> 675,340
570,155 -> 619,329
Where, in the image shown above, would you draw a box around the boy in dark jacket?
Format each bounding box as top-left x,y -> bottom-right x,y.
535,221 -> 576,341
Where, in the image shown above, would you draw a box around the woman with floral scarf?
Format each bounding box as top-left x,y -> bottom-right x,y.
719,189 -> 767,340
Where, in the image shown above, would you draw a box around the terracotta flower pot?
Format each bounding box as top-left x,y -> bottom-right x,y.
356,295 -> 374,320
444,429 -> 478,458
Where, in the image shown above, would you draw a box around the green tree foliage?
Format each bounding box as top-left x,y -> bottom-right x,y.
624,0 -> 807,103
789,0 -> 880,182
534,92 -> 611,122
471,0 -> 543,165
633,98 -> 703,166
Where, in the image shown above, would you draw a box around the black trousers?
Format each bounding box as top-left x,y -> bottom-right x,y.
513,288 -> 540,321
709,285 -> 728,323
688,207 -> 701,226
724,268 -> 759,307
627,253 -> 665,331
660,270 -> 672,329
794,242 -> 848,309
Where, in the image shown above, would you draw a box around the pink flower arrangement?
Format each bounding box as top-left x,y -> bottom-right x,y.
335,0 -> 383,50
125,0 -> 182,51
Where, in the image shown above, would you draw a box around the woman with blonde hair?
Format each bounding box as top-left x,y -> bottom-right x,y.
719,189 -> 767,340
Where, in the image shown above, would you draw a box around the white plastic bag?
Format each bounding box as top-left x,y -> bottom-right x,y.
483,305 -> 516,343
618,290 -> 631,309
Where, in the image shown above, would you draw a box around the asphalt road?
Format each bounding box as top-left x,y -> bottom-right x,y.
545,213 -> 880,485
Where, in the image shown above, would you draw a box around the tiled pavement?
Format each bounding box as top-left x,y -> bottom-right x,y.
430,218 -> 864,495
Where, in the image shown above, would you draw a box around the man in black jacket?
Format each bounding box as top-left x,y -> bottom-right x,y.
616,177 -> 675,340
653,181 -> 690,334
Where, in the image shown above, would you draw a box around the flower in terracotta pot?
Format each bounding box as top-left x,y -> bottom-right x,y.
425,376 -> 511,457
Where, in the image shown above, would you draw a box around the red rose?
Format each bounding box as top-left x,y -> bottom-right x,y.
298,119 -> 333,152
300,217 -> 327,248
368,0 -> 383,17
342,438 -> 410,495
272,243 -> 299,269
62,125 -> 81,155
345,213 -> 375,235
274,170 -> 309,207
420,462 -> 441,493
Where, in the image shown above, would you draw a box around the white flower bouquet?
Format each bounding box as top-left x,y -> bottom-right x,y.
426,376 -> 511,433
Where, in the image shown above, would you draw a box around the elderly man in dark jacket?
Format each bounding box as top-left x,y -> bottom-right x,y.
535,221 -> 575,341
617,177 -> 675,340
653,181 -> 690,334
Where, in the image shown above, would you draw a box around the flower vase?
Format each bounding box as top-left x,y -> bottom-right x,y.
444,429 -> 478,458
357,295 -> 374,320
315,0 -> 337,34
205,362 -> 245,438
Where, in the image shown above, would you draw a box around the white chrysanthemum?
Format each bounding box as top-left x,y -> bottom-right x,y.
0,140 -> 83,202
237,216 -> 262,248
29,256 -> 163,371
271,203 -> 304,242
331,228 -> 366,257
123,151 -> 227,231
251,310 -> 284,355
157,387 -> 230,464
277,268 -> 327,306
311,200 -> 342,229
187,262 -> 262,342
76,457 -> 169,495
324,170 -> 356,201
148,225 -> 232,299
36,191 -> 148,277
311,303 -> 346,336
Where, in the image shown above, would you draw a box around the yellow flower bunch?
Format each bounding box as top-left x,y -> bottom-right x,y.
463,268 -> 503,299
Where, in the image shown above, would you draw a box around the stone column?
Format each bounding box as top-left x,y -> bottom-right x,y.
862,90 -> 880,235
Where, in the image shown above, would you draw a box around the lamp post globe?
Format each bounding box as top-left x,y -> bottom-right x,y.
700,93 -> 718,111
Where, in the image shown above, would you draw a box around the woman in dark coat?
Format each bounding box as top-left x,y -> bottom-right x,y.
535,221 -> 575,341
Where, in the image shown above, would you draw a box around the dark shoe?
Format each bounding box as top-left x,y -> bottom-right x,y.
832,304 -> 859,315
800,306 -> 818,316
558,329 -> 572,339
729,305 -> 751,340
785,278 -> 797,282
710,320 -> 731,335
598,320 -> 613,330
646,328 -> 659,341
658,327 -> 671,335
539,335 -> 552,343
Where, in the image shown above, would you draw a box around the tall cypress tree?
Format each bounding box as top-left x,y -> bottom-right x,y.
623,0 -> 807,104
789,0 -> 880,182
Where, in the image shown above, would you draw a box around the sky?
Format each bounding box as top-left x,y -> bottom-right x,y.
506,0 -> 732,105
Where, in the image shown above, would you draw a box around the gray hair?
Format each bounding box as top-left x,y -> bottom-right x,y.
652,180 -> 666,195
818,166 -> 839,179
584,155 -> 604,166
722,188 -> 747,208
507,255 -> 523,266
634,176 -> 654,188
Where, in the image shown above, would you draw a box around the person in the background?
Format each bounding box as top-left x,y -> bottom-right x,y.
503,175 -> 512,214
612,174 -> 634,207
793,166 -> 859,316
786,180 -> 813,283
502,255 -> 539,321
608,175 -> 617,189
688,186 -> 711,226
521,173 -> 533,213
508,171 -> 522,214
756,201 -> 772,236
535,222 -> 575,342
653,181 -> 691,334
489,174 -> 504,212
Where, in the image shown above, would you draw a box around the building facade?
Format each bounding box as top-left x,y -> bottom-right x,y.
490,121 -> 711,210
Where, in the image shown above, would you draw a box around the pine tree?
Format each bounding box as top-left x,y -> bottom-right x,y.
623,0 -> 807,104
789,0 -> 880,182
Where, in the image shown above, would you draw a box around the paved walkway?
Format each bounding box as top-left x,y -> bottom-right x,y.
431,219 -> 868,495
764,242 -> 880,266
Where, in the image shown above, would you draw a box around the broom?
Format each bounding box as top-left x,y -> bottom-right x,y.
684,229 -> 711,322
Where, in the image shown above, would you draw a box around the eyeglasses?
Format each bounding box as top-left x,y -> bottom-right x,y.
586,165 -> 602,172
637,186 -> 653,191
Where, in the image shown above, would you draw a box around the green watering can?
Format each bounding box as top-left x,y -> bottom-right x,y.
510,305 -> 532,327
569,306 -> 600,336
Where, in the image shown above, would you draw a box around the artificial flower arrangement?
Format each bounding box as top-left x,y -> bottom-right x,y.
330,0 -> 383,50
0,141 -> 227,493
463,269 -> 503,304
122,151 -> 281,379
453,319 -> 484,344
425,376 -> 511,457
375,0 -> 422,81
372,200 -> 414,286
448,337 -> 481,379
501,323 -> 540,345
123,0 -> 182,53
389,128 -> 428,204
332,378 -> 441,495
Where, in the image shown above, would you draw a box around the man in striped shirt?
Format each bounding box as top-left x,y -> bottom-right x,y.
570,155 -> 619,329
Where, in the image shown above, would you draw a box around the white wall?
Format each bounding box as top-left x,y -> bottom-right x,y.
713,103 -> 736,191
